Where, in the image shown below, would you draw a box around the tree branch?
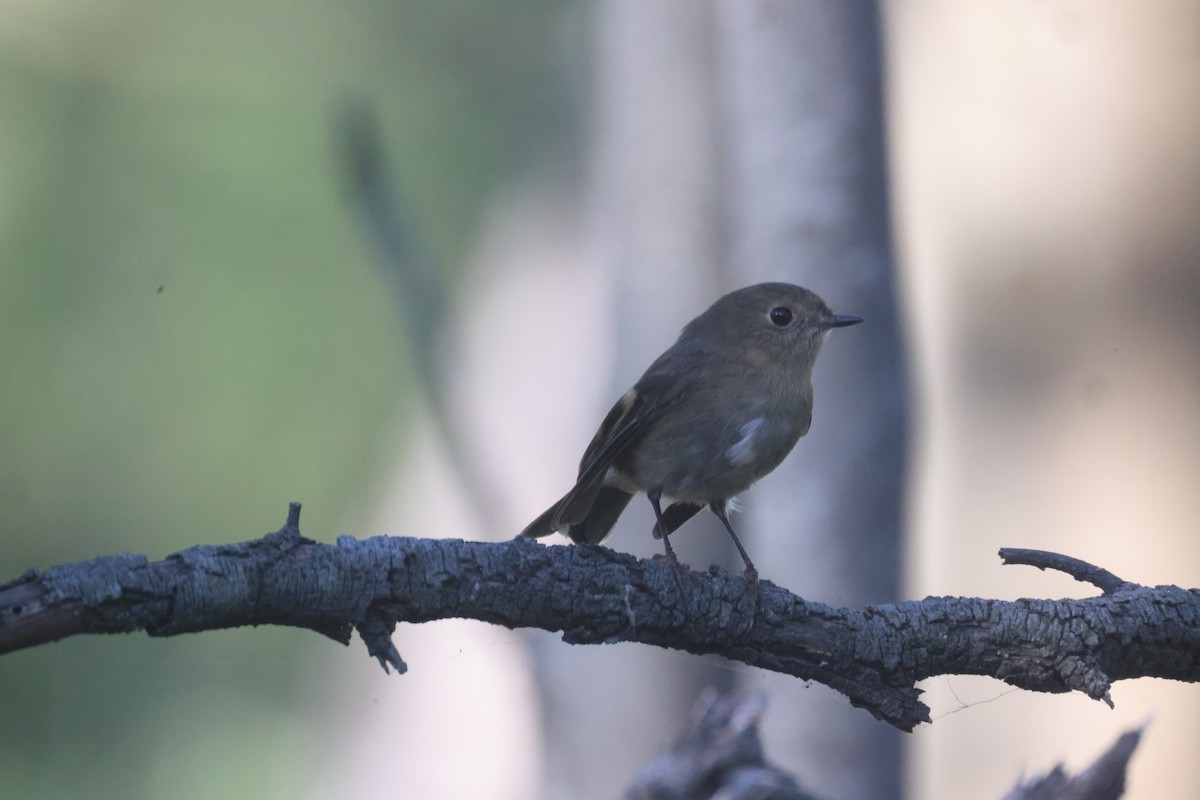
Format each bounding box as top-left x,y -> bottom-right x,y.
626,691 -> 1145,800
1002,725 -> 1144,800
2,504 -> 1198,732
626,690 -> 819,800
999,547 -> 1132,595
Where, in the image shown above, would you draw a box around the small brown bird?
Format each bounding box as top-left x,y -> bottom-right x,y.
519,283 -> 860,579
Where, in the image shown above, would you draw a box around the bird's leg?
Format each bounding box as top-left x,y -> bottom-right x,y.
647,489 -> 685,570
710,502 -> 758,582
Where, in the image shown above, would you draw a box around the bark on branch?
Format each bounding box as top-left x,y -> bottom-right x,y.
2,504 -> 1198,732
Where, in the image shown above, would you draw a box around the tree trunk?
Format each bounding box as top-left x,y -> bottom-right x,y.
716,3 -> 907,799
531,3 -> 909,799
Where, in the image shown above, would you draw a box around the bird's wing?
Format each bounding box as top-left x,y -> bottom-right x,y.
552,366 -> 693,528
577,367 -> 689,484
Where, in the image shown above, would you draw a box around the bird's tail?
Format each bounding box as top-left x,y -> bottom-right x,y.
519,485 -> 633,546
567,486 -> 632,545
651,501 -> 704,539
518,501 -> 563,540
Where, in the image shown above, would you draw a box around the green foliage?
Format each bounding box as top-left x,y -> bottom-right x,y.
0,2 -> 577,797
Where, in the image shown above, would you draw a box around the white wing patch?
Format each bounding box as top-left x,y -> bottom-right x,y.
726,418 -> 764,467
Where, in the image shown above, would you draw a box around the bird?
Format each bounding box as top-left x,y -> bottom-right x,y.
519,282 -> 861,580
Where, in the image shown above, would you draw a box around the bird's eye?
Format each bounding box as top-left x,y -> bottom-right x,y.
769,306 -> 794,327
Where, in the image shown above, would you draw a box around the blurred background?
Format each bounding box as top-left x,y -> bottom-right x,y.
1,1 -> 1198,799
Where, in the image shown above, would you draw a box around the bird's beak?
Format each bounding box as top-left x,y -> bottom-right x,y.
818,314 -> 863,329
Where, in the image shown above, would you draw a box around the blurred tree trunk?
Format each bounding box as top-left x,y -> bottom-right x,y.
532,4 -> 732,799
532,2 -> 907,800
717,3 -> 907,800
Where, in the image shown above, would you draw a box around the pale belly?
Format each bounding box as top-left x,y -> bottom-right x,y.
612,412 -> 806,502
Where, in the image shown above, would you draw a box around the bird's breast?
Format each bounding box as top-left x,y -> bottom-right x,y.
617,405 -> 809,503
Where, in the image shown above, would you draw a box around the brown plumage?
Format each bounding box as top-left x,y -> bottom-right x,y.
519,283 -> 860,579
